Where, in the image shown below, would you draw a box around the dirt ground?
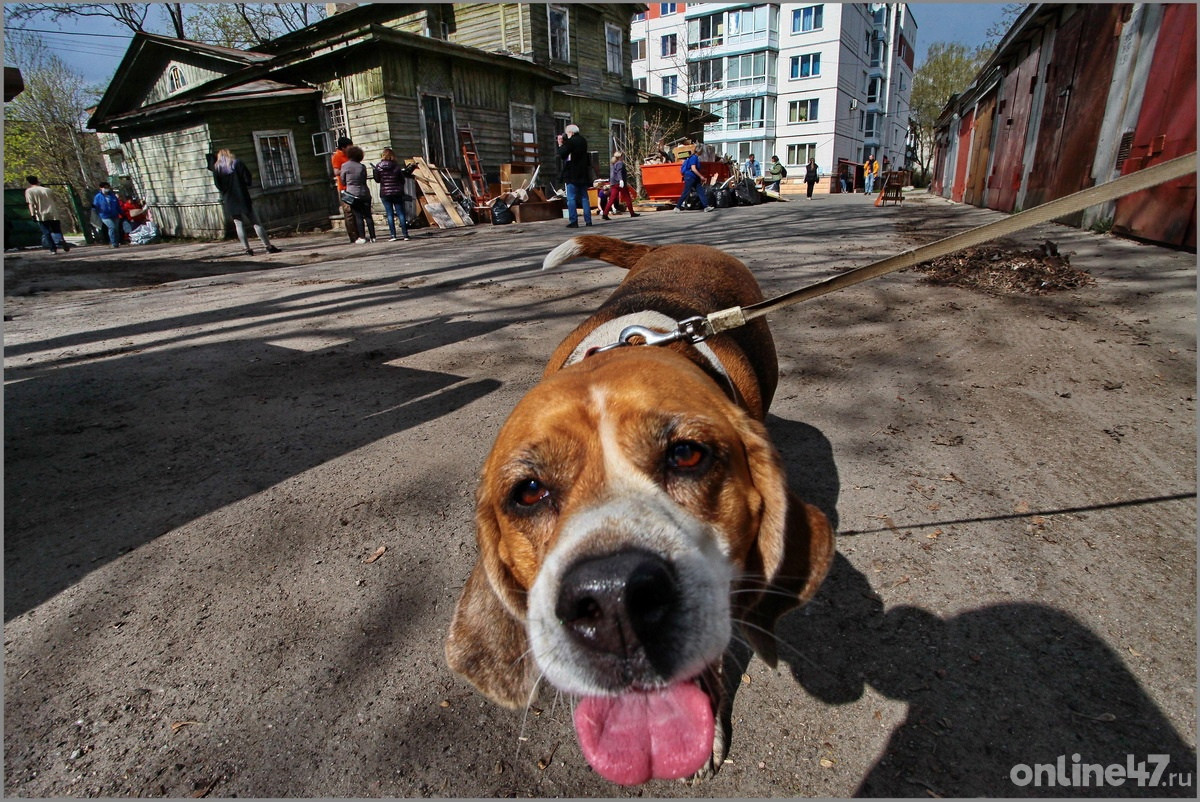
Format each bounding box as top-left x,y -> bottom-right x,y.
4,191 -> 1196,797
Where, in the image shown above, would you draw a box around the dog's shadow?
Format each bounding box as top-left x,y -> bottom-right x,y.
753,416 -> 1195,796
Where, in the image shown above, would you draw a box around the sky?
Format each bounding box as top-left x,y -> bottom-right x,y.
6,2 -> 1016,88
906,3 -> 1014,65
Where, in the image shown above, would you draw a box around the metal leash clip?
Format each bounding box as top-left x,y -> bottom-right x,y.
587,315 -> 713,355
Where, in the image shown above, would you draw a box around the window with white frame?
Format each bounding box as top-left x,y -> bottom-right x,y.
632,39 -> 646,60
609,119 -> 627,155
660,3 -> 677,15
510,103 -> 537,154
548,5 -> 570,62
661,33 -> 677,57
661,74 -> 678,96
553,114 -> 571,138
633,11 -> 646,22
634,76 -> 647,91
605,23 -> 623,73
790,53 -> 820,78
725,51 -> 774,88
867,76 -> 881,104
688,12 -> 724,49
321,99 -> 348,142
253,130 -> 300,188
786,142 -> 817,165
688,58 -> 724,92
791,5 -> 823,33
168,65 -> 187,93
788,98 -> 819,123
725,96 -> 769,130
727,4 -> 771,45
865,112 -> 878,138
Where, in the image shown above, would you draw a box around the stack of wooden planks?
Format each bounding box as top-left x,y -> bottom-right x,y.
408,156 -> 474,228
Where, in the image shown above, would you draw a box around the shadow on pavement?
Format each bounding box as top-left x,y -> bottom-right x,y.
776,552 -> 1197,797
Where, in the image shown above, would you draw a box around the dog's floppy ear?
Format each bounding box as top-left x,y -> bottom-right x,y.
735,417 -> 835,667
444,501 -> 534,708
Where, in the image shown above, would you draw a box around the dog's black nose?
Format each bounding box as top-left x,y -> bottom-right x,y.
556,550 -> 680,667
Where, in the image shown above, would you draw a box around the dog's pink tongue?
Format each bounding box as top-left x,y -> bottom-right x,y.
573,681 -> 714,785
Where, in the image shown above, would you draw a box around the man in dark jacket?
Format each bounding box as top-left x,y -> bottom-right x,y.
556,124 -> 593,228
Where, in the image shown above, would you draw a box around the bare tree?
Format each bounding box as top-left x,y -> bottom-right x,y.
6,2 -> 322,44
4,31 -> 107,229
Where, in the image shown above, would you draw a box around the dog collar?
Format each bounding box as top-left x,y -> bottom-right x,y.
565,311 -> 740,403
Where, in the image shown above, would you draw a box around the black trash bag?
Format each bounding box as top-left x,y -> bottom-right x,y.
681,187 -> 704,210
733,179 -> 756,206
491,199 -> 514,225
744,178 -> 763,205
713,186 -> 733,208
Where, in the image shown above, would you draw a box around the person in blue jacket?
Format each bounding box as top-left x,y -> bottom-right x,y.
674,150 -> 715,212
92,182 -> 123,248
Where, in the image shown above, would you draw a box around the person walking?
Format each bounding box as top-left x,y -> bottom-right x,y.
601,152 -> 639,220
765,155 -> 785,192
743,153 -> 761,178
674,149 -> 714,212
338,145 -> 376,243
863,154 -> 880,195
25,176 -> 70,254
92,182 -> 123,249
804,158 -> 821,199
331,136 -> 360,243
373,148 -> 417,241
556,124 -> 593,228
207,149 -> 281,255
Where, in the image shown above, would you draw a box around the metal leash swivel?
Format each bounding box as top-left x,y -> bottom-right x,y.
588,315 -> 713,354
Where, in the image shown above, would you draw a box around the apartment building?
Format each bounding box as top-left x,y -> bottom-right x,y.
631,2 -> 916,176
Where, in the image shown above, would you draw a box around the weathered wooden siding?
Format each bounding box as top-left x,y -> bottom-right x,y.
124,94 -> 333,239
137,59 -> 232,109
123,122 -> 223,237
452,3 -> 533,58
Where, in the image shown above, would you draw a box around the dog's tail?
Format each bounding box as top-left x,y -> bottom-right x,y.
542,235 -> 654,271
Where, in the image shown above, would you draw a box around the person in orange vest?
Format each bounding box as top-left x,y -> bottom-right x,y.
331,136 -> 360,243
863,154 -> 880,195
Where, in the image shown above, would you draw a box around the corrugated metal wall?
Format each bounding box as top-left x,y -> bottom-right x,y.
1112,2 -> 1197,248
931,3 -> 1195,249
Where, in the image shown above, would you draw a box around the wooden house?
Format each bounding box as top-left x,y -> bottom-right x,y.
88,3 -> 697,241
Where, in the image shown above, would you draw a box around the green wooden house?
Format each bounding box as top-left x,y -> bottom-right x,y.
88,3 -> 696,240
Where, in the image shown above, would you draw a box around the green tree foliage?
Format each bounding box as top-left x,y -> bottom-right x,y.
908,42 -> 991,184
4,31 -> 107,228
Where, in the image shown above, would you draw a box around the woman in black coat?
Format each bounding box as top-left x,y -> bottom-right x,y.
207,149 -> 280,255
372,148 -> 417,241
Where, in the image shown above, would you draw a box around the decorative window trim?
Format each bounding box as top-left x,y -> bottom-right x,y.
605,22 -> 623,74
548,5 -> 570,63
252,130 -> 301,190
168,65 -> 187,93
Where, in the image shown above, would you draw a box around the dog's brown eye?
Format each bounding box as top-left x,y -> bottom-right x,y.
512,478 -> 550,508
667,441 -> 710,472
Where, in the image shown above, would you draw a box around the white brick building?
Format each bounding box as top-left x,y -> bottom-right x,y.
631,2 -> 916,179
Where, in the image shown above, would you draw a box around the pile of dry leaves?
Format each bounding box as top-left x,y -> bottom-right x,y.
912,241 -> 1095,295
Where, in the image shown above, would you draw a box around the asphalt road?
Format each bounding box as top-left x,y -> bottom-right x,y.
4,191 -> 1196,797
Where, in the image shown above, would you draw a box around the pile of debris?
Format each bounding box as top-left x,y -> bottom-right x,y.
911,240 -> 1095,296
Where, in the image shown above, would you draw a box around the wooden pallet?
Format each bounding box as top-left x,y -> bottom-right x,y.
409,156 -> 473,228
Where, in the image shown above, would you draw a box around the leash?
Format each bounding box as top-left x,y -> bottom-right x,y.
599,152 -> 1196,351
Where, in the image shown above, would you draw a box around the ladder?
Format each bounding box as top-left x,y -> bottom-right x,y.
457,127 -> 490,205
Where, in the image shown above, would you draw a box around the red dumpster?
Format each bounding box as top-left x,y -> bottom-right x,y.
639,161 -> 731,201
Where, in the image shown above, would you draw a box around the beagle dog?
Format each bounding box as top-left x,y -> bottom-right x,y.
446,235 -> 834,785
